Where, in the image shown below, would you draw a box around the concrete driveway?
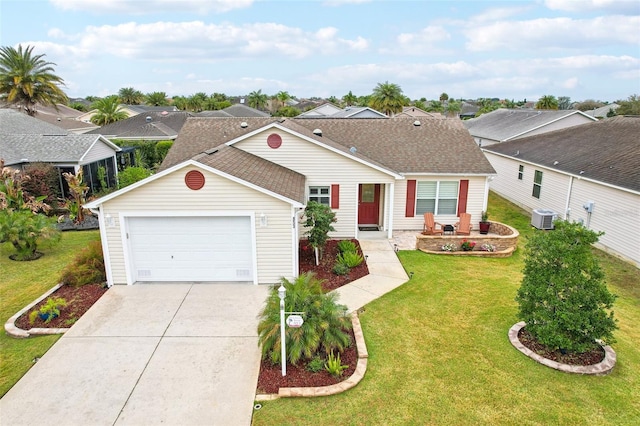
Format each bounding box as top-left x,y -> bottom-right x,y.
0,283 -> 270,426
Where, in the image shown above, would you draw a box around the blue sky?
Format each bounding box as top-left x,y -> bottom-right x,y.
1,0 -> 638,102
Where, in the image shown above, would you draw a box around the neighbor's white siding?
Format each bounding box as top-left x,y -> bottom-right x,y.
485,151 -> 640,267
81,139 -> 117,164
392,175 -> 488,230
100,166 -> 294,285
233,130 -> 394,237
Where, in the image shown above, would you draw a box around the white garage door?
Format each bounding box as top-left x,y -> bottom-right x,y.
127,216 -> 254,283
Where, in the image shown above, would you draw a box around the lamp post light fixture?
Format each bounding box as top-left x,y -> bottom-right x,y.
278,284 -> 287,377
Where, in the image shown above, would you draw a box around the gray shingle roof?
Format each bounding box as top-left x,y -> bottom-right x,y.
0,134 -> 116,165
464,109 -> 596,142
483,116 -> 640,192
0,108 -> 68,135
162,117 -> 496,176
85,111 -> 192,139
194,145 -> 306,203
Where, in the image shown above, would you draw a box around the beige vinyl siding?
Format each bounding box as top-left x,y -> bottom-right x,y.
568,179 -> 640,267
485,153 -> 569,213
233,130 -> 394,237
100,166 -> 294,285
80,139 -> 117,164
392,175 -> 488,230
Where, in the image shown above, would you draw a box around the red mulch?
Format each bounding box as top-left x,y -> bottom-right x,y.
299,239 -> 369,292
518,327 -> 605,366
14,283 -> 107,330
256,239 -> 369,393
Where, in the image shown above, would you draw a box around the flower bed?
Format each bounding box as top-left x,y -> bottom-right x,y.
416,221 -> 519,257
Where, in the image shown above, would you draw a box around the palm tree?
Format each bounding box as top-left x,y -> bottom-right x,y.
186,93 -> 205,112
427,100 -> 444,113
275,91 -> 291,108
0,45 -> 68,116
369,81 -> 405,116
439,92 -> 449,102
145,91 -> 168,106
445,99 -> 461,117
247,89 -> 268,110
171,95 -> 188,111
90,95 -> 128,126
118,87 -> 144,105
342,90 -> 357,107
535,95 -> 559,110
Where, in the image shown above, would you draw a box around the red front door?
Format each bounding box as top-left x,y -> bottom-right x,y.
358,184 -> 380,224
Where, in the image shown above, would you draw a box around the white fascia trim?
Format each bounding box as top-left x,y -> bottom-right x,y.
224,122 -> 403,179
401,172 -> 495,177
485,151 -> 640,195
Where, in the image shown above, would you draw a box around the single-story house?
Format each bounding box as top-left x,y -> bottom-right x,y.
395,106 -> 445,119
77,105 -> 179,124
85,111 -> 193,141
483,115 -> 640,267
0,109 -> 120,195
298,103 -> 388,118
85,117 -> 496,286
465,109 -> 597,147
584,103 -> 620,119
195,104 -> 270,118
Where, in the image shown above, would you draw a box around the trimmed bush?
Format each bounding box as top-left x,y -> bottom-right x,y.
60,240 -> 106,287
118,167 -> 152,188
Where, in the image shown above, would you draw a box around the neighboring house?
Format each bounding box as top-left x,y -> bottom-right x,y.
584,103 -> 620,119
30,104 -> 99,134
85,111 -> 193,141
85,117 -> 496,286
483,116 -> 640,267
77,105 -> 179,124
464,109 -> 597,146
395,106 -> 445,119
459,101 -> 479,119
196,104 -> 270,118
0,109 -> 120,195
298,103 -> 387,118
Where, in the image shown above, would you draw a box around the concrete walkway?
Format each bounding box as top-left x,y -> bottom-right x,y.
0,284 -> 269,426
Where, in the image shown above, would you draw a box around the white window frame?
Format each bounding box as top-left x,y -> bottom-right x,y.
416,181 -> 459,215
532,170 -> 543,199
309,186 -> 330,206
518,164 -> 524,180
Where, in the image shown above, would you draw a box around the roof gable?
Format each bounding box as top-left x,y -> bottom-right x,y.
483,116 -> 640,192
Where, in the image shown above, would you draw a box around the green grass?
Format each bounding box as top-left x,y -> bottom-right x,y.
0,230 -> 100,397
252,193 -> 640,425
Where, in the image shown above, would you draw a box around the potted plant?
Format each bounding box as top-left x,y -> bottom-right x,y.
479,211 -> 491,235
28,297 -> 67,324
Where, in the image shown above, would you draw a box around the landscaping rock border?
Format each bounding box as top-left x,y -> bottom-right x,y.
4,284 -> 70,338
255,311 -> 368,401
508,321 -> 616,375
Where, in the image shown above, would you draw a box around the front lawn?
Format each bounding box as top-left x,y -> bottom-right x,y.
0,230 -> 101,397
252,193 -> 640,425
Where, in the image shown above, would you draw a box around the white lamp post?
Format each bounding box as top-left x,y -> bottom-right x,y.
278,285 -> 287,377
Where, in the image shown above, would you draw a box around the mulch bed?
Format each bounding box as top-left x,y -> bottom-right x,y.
299,239 -> 369,292
518,327 -> 605,366
14,283 -> 107,330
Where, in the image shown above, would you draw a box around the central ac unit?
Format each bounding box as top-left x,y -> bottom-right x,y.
531,209 -> 557,230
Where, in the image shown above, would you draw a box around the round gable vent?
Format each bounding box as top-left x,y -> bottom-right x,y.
267,133 -> 282,149
185,170 -> 205,190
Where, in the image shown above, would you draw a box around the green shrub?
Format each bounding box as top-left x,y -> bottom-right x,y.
515,220 -> 617,353
155,140 -> 174,163
118,167 -> 152,188
0,210 -> 60,260
337,240 -> 357,254
303,201 -> 336,265
22,163 -> 60,206
306,356 -> 325,373
28,297 -> 67,324
332,262 -> 350,276
257,272 -> 352,365
60,240 -> 106,287
325,351 -> 348,378
336,251 -> 364,268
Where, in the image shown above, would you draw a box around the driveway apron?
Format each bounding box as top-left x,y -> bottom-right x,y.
0,283 -> 270,426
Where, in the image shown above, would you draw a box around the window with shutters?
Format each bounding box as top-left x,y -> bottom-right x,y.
416,181 -> 458,215
309,186 -> 330,205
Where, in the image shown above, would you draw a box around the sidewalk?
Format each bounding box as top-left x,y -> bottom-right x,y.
334,237 -> 410,313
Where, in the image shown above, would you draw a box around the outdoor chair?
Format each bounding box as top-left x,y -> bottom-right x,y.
454,212 -> 472,235
423,212 -> 444,235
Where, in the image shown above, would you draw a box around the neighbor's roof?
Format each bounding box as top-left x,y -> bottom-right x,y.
0,108 -> 68,135
85,111 -> 193,139
194,144 -> 306,203
0,134 -> 119,166
483,115 -> 640,192
196,104 -> 270,118
162,116 -> 496,176
464,109 -> 596,142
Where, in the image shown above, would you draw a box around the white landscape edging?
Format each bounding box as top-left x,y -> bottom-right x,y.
4,283 -> 70,338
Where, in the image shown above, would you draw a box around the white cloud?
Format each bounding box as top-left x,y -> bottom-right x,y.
545,0 -> 640,14
470,6 -> 533,23
561,77 -> 579,89
49,0 -> 253,14
465,15 -> 640,51
382,26 -> 451,56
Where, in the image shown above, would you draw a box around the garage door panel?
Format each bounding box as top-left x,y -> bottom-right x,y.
127,216 -> 253,283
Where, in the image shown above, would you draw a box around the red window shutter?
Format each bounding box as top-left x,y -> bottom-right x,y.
405,180 -> 416,217
331,184 -> 340,209
457,180 -> 469,216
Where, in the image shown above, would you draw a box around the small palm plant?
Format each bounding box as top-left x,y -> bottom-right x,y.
257,272 -> 352,365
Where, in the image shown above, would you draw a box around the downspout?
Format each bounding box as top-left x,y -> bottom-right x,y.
90,207 -> 114,287
564,176 -> 574,220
